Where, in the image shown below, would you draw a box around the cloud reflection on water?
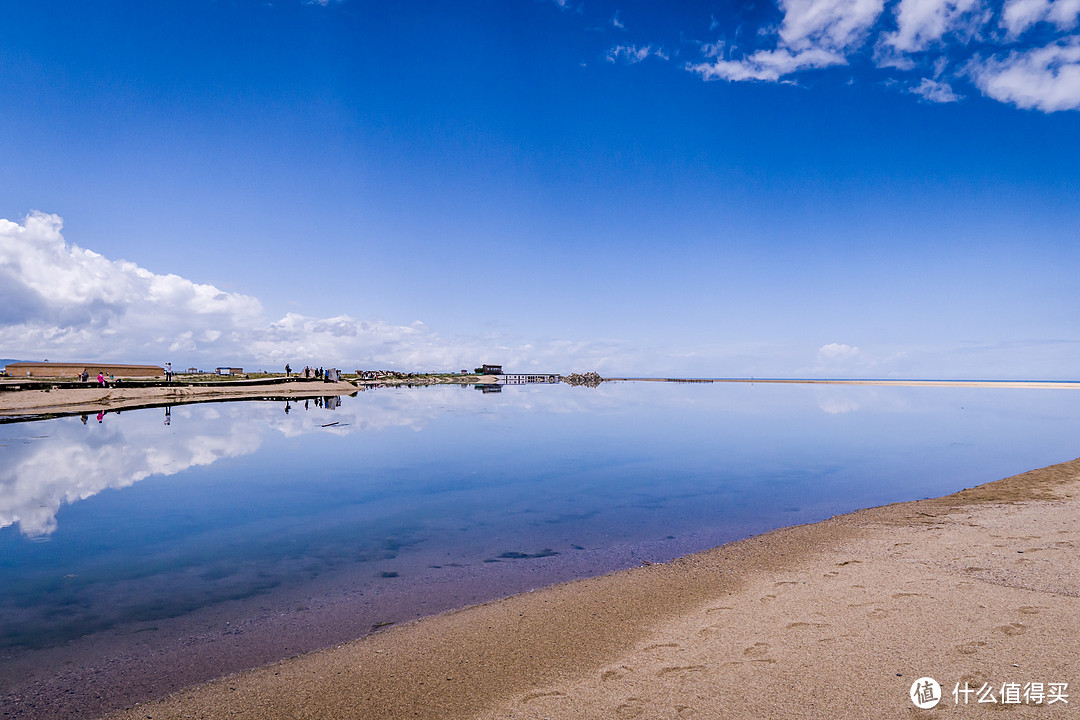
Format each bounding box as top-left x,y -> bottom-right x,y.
0,385 -> 609,538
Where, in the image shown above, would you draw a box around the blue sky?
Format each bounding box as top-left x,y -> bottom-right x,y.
1,0 -> 1078,378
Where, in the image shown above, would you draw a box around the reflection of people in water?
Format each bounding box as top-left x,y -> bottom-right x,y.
96,411 -> 104,423
284,401 -> 291,414
164,406 -> 171,426
80,414 -> 88,425
304,399 -> 309,410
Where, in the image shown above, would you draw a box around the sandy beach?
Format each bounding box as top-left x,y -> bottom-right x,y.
0,380 -> 361,418
92,456 -> 1080,720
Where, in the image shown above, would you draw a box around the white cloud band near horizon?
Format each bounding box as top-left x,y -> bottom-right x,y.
0,212 -> 629,373
2,212 -> 1075,380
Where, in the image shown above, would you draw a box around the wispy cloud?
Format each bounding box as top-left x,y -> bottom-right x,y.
681,0 -> 1080,111
607,44 -> 669,63
909,75 -> 963,100
689,0 -> 884,80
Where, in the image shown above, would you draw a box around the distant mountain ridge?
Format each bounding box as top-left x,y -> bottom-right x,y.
0,359 -> 22,370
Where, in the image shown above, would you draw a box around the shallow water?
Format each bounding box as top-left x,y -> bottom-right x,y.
1,381 -> 1078,716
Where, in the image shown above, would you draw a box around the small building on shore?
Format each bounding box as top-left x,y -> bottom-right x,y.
4,362 -> 165,379
216,367 -> 243,376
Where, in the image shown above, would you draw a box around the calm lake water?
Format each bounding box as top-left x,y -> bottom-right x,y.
1,380 -> 1078,717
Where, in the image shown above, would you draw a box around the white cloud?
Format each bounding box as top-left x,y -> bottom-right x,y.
817,342 -> 861,363
969,38 -> 1080,110
691,47 -> 847,80
780,0 -> 886,51
878,0 -> 983,57
1001,0 -> 1080,36
613,11 -> 624,29
678,0 -> 1080,112
689,0 -> 883,80
0,212 -> 263,363
0,213 -> 626,373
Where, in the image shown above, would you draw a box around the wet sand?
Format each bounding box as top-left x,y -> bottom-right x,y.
100,457 -> 1080,720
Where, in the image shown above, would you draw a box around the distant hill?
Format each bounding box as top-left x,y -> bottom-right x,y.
0,359 -> 22,371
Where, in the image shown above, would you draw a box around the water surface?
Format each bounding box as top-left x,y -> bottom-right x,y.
0,381 -> 1077,718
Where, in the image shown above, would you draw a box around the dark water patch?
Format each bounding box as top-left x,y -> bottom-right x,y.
496,548 -> 560,560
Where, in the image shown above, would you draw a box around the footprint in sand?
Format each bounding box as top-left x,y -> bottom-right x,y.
743,642 -> 769,658
521,690 -> 565,703
601,666 -> 633,682
642,642 -> 679,652
955,641 -> 987,655
615,698 -> 645,718
699,624 -> 725,637
705,606 -> 733,615
657,665 -> 706,677
1018,606 -> 1044,615
996,623 -> 1028,636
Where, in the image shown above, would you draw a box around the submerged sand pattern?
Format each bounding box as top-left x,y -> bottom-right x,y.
101,458 -> 1080,720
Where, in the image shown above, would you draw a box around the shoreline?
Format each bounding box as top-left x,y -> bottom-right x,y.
96,456 -> 1080,720
2,374 -> 1076,419
0,376 -> 502,418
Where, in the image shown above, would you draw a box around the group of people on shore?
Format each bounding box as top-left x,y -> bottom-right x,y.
286,364 -> 334,380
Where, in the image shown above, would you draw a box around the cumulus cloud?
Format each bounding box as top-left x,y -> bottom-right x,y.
0,213 -> 263,364
677,0 -> 1080,111
0,213 -> 627,373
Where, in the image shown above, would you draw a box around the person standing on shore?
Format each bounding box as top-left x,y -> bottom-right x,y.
97,372 -> 105,387
165,362 -> 172,383
285,363 -> 291,377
